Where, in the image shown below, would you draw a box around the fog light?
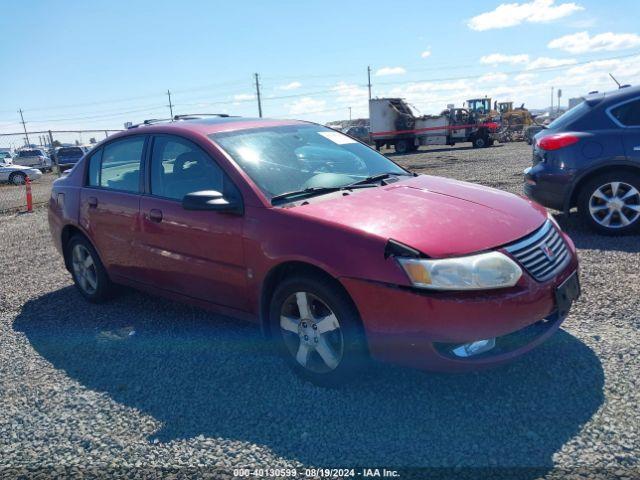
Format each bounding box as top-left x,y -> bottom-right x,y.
451,338 -> 496,358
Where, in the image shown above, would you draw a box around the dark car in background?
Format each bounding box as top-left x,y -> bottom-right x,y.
55,146 -> 86,172
524,85 -> 640,235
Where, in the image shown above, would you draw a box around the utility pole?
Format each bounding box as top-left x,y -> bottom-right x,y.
18,109 -> 30,147
550,87 -> 554,113
167,90 -> 174,120
349,107 -> 352,122
367,66 -> 372,101
254,73 -> 263,118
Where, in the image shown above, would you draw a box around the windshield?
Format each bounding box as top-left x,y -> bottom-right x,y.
209,124 -> 407,200
547,101 -> 590,130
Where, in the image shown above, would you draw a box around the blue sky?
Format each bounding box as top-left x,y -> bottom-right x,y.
1,0 -> 639,133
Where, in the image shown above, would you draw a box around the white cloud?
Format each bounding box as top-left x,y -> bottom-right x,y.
233,93 -> 254,102
478,72 -> 509,83
279,81 -> 302,90
331,82 -> 368,104
526,57 -> 577,70
548,31 -> 640,54
288,97 -> 326,115
468,0 -> 583,31
375,66 -> 406,76
480,53 -> 530,65
421,49 -> 432,59
515,73 -> 536,84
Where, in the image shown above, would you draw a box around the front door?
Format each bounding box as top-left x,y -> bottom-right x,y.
79,135 -> 147,279
137,134 -> 247,311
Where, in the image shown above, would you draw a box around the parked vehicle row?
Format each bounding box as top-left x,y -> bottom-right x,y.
49,115 -> 579,386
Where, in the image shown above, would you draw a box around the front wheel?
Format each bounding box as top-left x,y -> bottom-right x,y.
472,136 -> 487,148
578,172 -> 640,235
269,274 -> 368,387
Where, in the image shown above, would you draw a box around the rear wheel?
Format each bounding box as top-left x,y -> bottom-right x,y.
472,135 -> 487,148
67,235 -> 115,302
395,139 -> 410,154
578,172 -> 640,235
269,274 -> 367,387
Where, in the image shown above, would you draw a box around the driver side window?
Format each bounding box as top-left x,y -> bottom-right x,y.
150,135 -> 225,201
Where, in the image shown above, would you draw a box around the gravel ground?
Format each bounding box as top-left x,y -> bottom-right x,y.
0,142 -> 638,479
0,172 -> 57,213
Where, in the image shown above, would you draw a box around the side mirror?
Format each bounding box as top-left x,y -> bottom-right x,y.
181,190 -> 243,215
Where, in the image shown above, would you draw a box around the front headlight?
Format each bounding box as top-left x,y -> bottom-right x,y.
398,251 -> 522,291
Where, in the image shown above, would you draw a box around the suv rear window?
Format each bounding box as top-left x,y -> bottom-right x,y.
19,150 -> 41,157
58,147 -> 84,156
546,102 -> 590,130
610,99 -> 640,126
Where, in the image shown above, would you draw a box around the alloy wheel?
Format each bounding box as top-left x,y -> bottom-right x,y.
589,181 -> 640,229
71,244 -> 98,295
279,291 -> 344,374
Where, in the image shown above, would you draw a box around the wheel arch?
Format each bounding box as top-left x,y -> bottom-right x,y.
567,162 -> 640,210
60,224 -> 101,273
259,261 -> 361,338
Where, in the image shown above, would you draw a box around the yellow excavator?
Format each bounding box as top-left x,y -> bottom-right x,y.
496,101 -> 534,129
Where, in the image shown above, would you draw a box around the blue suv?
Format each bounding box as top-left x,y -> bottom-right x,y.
525,85 -> 640,235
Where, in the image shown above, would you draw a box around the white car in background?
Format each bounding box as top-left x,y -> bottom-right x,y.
0,163 -> 42,185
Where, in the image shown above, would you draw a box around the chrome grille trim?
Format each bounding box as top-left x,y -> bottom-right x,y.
505,220 -> 570,282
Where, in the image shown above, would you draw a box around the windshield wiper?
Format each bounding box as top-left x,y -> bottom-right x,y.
346,171 -> 413,187
271,184 -> 377,205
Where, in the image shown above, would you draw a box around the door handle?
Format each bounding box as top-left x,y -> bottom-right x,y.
148,209 -> 163,223
87,196 -> 98,208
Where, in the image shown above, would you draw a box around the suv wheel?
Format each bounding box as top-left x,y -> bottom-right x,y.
578,172 -> 640,235
67,235 -> 115,302
269,274 -> 367,387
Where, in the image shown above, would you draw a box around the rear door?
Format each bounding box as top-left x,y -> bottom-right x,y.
137,134 -> 247,310
609,97 -> 640,163
79,135 -> 147,279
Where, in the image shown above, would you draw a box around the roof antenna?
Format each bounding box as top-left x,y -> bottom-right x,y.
609,73 -> 621,88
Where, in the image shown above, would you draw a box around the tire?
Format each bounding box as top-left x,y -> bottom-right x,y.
9,172 -> 26,185
269,273 -> 368,387
395,139 -> 409,154
487,139 -> 495,147
577,171 -> 640,235
66,235 -> 116,302
472,136 -> 486,148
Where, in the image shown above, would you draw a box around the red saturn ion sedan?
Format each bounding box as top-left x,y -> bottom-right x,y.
48,115 -> 580,386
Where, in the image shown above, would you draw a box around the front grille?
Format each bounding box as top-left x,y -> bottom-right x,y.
505,220 -> 570,282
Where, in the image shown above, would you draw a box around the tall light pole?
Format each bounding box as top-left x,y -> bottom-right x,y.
367,66 -> 372,100
349,107 -> 352,122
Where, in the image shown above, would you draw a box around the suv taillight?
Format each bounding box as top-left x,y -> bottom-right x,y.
537,133 -> 580,151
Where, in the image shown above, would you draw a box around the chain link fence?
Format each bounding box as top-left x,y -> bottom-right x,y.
0,129 -> 122,214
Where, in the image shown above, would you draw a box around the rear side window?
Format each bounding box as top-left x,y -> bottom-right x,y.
59,147 -> 84,156
87,136 -> 145,192
610,99 -> 640,126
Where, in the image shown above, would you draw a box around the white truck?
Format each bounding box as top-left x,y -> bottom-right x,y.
369,98 -> 499,153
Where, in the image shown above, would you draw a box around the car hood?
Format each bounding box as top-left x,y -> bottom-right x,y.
287,175 -> 547,258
